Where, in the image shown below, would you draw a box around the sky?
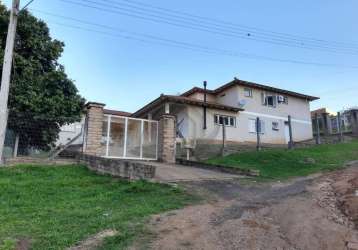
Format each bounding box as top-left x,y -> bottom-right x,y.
3,0 -> 358,113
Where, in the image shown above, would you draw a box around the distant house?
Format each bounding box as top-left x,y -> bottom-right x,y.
311,107 -> 358,135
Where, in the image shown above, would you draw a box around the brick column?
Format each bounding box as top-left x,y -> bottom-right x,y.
350,109 -> 358,136
158,114 -> 176,163
84,102 -> 105,156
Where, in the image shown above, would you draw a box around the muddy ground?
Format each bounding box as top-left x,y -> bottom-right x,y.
132,162 -> 358,250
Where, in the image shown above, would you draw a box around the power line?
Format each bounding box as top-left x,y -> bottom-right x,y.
20,0 -> 35,11
76,0 -> 358,54
30,9 -> 358,69
58,0 -> 358,55
112,0 -> 358,49
97,0 -> 358,51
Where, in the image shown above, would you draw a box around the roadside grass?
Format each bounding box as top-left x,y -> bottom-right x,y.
0,165 -> 195,250
206,140 -> 358,180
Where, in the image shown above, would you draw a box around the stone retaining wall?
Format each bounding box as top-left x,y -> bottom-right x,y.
78,154 -> 156,180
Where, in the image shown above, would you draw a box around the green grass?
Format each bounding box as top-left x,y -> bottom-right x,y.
0,165 -> 195,250
207,140 -> 358,180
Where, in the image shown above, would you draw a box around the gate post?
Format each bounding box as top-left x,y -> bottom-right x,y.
158,114 -> 176,163
84,102 -> 105,156
350,109 -> 358,136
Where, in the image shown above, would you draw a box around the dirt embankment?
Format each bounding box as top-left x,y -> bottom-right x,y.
332,163 -> 358,228
136,163 -> 358,250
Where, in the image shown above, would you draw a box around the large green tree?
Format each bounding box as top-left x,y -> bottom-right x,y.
0,4 -> 85,151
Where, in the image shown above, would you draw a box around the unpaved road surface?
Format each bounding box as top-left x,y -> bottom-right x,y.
133,163 -> 358,250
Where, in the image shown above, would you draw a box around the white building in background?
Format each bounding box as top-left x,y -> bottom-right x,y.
56,119 -> 84,147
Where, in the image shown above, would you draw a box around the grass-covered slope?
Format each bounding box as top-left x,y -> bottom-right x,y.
207,140 -> 358,180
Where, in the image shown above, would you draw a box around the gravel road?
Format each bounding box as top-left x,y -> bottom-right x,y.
133,163 -> 358,250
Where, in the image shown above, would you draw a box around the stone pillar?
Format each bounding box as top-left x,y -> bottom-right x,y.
158,114 -> 176,163
350,109 -> 358,136
84,102 -> 105,156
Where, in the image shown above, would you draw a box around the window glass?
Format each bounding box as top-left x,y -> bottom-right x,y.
249,119 -> 256,133
248,118 -> 265,134
267,96 -> 274,106
244,88 -> 252,97
214,114 -> 236,127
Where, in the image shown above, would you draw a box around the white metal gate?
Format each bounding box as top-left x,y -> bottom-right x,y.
102,115 -> 158,160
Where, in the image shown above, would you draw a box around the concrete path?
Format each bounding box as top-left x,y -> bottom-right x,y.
144,162 -> 241,183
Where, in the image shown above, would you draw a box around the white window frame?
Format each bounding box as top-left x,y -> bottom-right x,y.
214,114 -> 236,127
266,95 -> 277,107
261,92 -> 277,108
244,88 -> 253,98
249,118 -> 265,134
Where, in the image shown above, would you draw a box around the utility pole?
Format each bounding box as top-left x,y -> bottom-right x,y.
0,0 -> 20,164
203,81 -> 207,130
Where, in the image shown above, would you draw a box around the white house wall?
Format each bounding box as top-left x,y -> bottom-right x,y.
181,83 -> 314,144
184,106 -> 312,144
176,106 -> 189,138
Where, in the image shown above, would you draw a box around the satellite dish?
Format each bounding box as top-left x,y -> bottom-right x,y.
238,100 -> 247,108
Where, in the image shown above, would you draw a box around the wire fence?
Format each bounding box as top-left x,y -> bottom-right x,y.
3,112 -> 84,160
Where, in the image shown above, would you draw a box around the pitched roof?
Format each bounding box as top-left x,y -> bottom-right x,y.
131,94 -> 242,117
181,87 -> 215,97
182,78 -> 319,101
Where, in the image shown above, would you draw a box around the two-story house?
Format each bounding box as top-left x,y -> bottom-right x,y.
132,78 -> 319,146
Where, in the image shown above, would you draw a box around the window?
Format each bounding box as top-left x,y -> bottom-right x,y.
244,88 -> 253,97
214,114 -> 236,127
266,96 -> 277,107
261,92 -> 277,108
249,118 -> 265,134
272,121 -> 279,131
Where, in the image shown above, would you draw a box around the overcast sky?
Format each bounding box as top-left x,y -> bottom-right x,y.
4,0 -> 358,113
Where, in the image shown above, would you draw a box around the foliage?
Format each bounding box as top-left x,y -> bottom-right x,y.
0,4 -> 85,150
0,165 -> 194,249
207,140 -> 358,180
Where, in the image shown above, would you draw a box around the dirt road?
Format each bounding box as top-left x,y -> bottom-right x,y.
134,163 -> 358,250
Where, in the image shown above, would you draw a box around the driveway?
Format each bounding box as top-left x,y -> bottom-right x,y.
148,162 -> 241,183
131,163 -> 358,250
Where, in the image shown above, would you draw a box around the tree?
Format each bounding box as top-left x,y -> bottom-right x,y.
0,4 -> 85,152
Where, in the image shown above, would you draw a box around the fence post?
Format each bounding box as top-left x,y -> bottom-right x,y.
256,117 -> 261,151
337,112 -> 344,142
13,134 -> 19,158
315,113 -> 321,145
221,123 -> 226,156
288,115 -> 294,149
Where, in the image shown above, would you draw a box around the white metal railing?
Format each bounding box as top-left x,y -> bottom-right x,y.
103,114 -> 158,160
